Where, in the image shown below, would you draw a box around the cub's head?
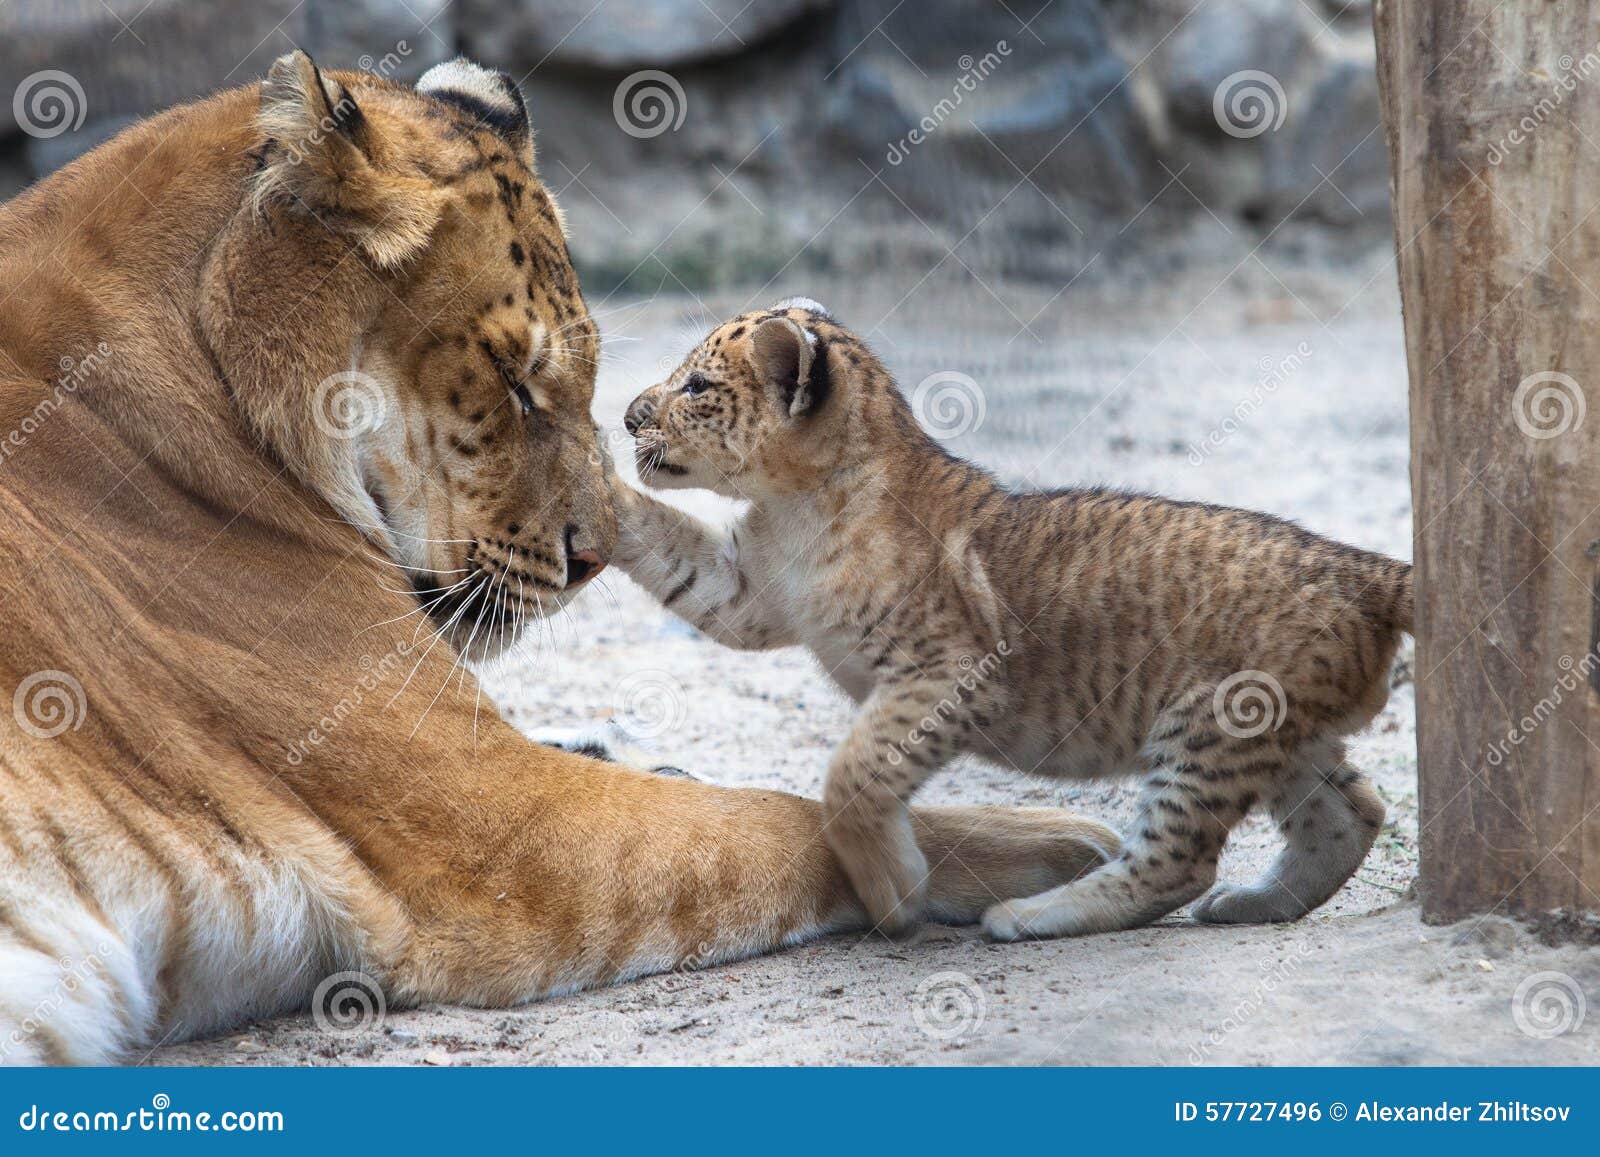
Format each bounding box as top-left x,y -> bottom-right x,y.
203,52 -> 612,658
623,298 -> 853,498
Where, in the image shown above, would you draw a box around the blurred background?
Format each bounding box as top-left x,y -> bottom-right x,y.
0,0 -> 1388,290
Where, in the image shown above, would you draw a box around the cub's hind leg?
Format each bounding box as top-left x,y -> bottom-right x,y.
984,699 -> 1281,940
1192,739 -> 1384,924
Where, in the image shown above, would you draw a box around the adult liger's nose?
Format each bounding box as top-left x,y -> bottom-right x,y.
564,524 -> 607,588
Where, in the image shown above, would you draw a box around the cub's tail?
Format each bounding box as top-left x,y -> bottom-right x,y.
1383,560 -> 1413,635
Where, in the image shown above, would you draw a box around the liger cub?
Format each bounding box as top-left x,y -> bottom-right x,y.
611,298 -> 1409,940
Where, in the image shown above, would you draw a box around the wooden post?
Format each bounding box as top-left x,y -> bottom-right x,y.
1375,3 -> 1600,923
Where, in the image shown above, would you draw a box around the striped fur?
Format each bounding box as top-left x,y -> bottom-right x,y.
614,304 -> 1411,938
0,58 -> 1116,1064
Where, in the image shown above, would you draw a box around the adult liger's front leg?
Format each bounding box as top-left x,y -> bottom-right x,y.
376,737 -> 1120,1007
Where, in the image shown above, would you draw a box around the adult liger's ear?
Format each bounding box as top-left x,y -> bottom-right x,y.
254,51 -> 446,269
751,316 -> 825,418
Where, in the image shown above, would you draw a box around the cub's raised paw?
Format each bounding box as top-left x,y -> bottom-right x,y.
527,720 -> 706,781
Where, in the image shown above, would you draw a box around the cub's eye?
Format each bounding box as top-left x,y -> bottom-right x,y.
682,373 -> 711,397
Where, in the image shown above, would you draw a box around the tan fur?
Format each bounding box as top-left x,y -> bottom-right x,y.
614,301 -> 1411,938
0,59 -> 1116,1065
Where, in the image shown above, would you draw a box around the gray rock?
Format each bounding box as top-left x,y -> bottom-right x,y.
302,0 -> 455,77
1259,54 -> 1387,226
458,0 -> 833,70
1159,0 -> 1313,139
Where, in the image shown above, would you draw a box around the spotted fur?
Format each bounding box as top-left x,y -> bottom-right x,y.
615,302 -> 1410,938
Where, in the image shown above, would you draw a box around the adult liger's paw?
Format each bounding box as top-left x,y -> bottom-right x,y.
527,720 -> 705,781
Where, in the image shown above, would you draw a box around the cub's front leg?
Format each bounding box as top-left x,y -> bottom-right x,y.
822,667 -> 996,934
611,478 -> 795,651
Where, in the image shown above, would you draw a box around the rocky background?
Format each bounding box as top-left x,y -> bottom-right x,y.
0,0 -> 1388,289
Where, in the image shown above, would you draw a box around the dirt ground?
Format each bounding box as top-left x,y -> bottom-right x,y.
157,241 -> 1598,1066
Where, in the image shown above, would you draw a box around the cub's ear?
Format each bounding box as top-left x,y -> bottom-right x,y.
751,316 -> 828,418
254,50 -> 445,269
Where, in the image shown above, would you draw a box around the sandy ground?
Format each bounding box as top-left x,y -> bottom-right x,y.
157,244 -> 1599,1066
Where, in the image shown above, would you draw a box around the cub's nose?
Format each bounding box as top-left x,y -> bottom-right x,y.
623,392 -> 658,436
564,524 -> 607,589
